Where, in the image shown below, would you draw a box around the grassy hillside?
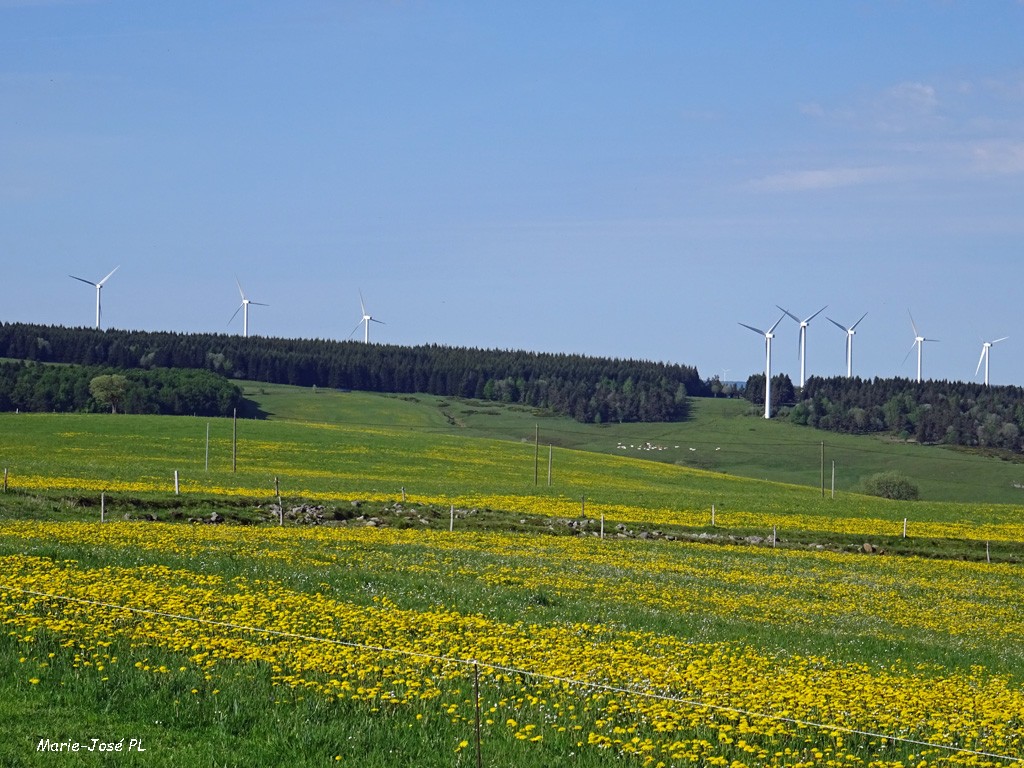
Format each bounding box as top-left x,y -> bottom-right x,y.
244,382 -> 1024,505
3,392 -> 1023,550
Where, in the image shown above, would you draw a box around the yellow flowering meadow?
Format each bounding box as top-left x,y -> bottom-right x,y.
6,410 -> 1024,551
9,467 -> 1024,545
1,522 -> 1021,767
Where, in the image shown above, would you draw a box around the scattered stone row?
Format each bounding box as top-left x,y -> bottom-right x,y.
547,516 -> 884,554
122,500 -> 885,556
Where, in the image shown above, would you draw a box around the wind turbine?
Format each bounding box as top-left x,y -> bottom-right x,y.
69,266 -> 119,329
976,337 -> 1008,386
777,304 -> 827,388
904,311 -> 938,383
229,278 -> 268,338
739,313 -> 786,419
826,312 -> 868,378
349,290 -> 384,343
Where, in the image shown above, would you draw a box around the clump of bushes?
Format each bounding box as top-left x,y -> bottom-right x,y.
859,470 -> 920,500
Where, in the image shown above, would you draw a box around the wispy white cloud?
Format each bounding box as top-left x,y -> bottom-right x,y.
800,80 -> 942,133
866,81 -> 942,133
885,81 -> 938,111
745,166 -> 898,193
762,75 -> 1024,192
980,73 -> 1024,101
970,141 -> 1024,175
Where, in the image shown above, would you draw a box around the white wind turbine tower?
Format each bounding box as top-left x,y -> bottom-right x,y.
229,278 -> 268,338
69,266 -> 119,330
826,312 -> 867,378
739,313 -> 786,419
904,311 -> 939,383
349,290 -> 384,343
976,336 -> 1008,387
777,304 -> 827,388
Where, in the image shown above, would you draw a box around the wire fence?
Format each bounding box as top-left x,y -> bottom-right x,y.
2,583 -> 1021,766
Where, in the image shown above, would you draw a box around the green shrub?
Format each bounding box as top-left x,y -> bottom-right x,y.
860,470 -> 920,500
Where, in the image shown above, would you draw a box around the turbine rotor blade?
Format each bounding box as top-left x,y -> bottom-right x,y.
228,303 -> 243,325
767,313 -> 787,335
901,342 -> 917,366
976,347 -> 986,377
69,275 -> 98,287
235,277 -> 246,301
738,322 -> 765,336
776,305 -> 800,323
851,312 -> 868,331
97,266 -> 119,286
250,301 -> 269,307
804,305 -> 828,323
348,322 -> 363,339
370,318 -> 385,325
992,336 -> 1009,344
908,310 -> 919,337
826,316 -> 846,332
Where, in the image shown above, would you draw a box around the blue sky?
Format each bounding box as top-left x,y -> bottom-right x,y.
3,2 -> 1024,386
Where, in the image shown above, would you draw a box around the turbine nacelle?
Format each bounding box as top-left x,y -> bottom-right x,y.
739,313 -> 786,419
229,278 -> 268,338
906,310 -> 938,383
777,304 -> 826,388
976,337 -> 1008,385
826,312 -> 867,378
350,290 -> 385,343
69,265 -> 119,329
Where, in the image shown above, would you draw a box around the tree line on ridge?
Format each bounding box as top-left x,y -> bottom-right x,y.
745,372 -> 1024,452
0,323 -> 705,423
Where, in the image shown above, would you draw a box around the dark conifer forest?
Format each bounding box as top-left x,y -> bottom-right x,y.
0,323 -> 705,423
5,323 -> 1024,448
793,376 -> 1024,451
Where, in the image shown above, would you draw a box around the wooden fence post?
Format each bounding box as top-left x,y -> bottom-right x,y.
275,476 -> 282,526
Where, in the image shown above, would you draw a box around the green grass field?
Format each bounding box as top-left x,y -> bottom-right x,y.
1,384 -> 1023,548
248,383 -> 1024,504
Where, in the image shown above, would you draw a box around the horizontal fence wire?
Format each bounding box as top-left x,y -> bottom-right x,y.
2,583 -> 1022,765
